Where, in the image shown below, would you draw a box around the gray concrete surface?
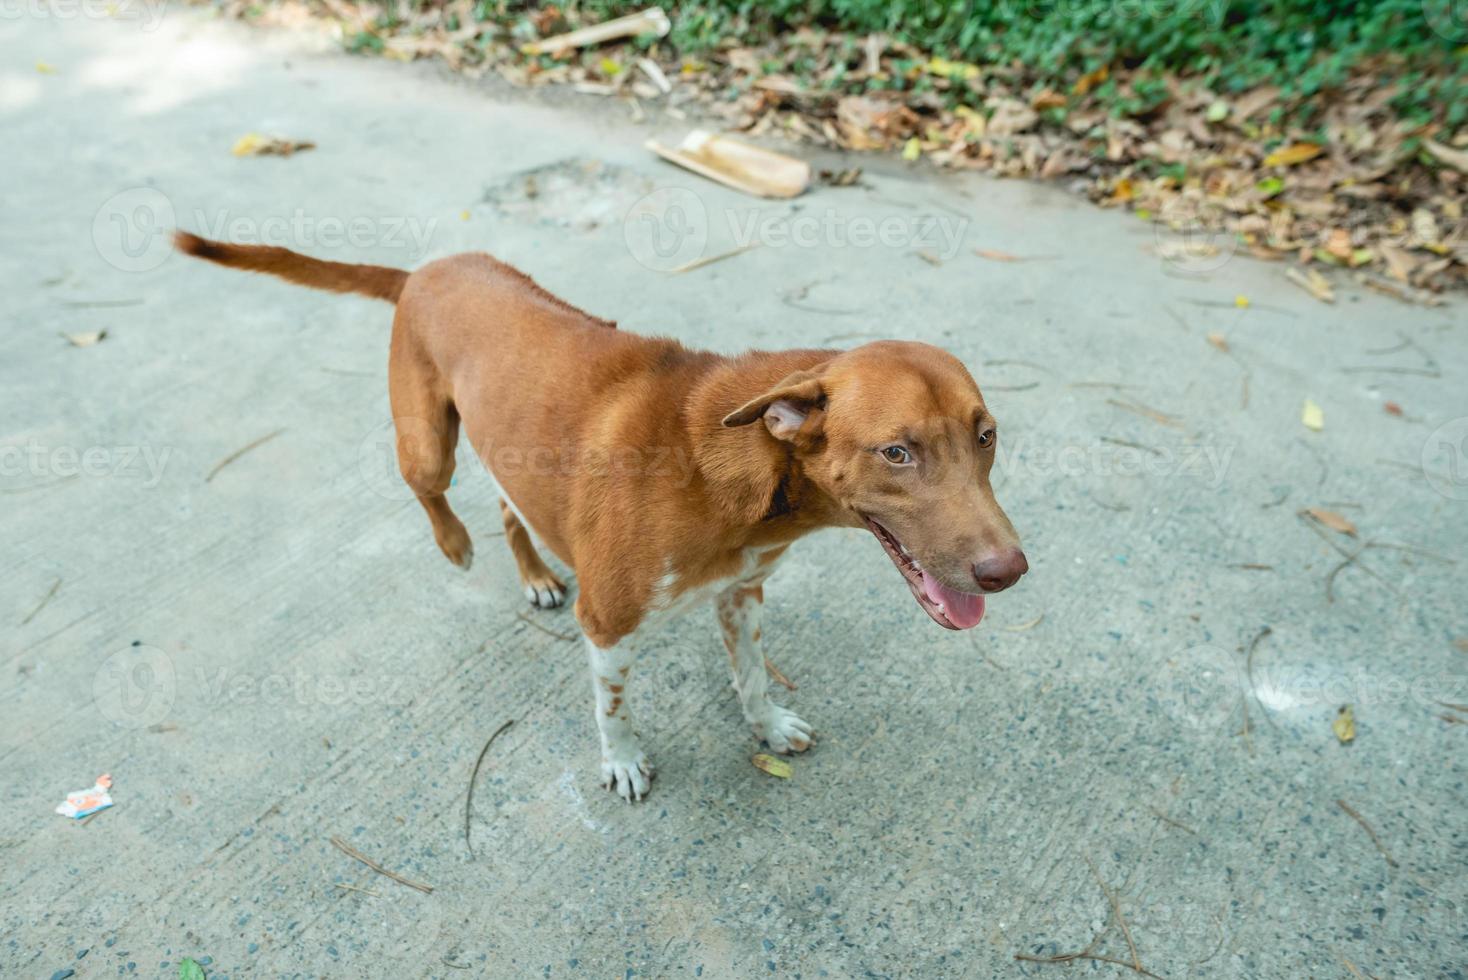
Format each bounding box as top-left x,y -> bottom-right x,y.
3,10 -> 1467,979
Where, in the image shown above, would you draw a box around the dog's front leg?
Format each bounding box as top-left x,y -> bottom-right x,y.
716,584 -> 813,754
585,636 -> 654,801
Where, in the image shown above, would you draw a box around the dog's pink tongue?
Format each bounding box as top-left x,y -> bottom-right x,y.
919,570 -> 986,629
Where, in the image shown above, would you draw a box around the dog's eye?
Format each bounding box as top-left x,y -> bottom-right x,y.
978,427 -> 996,449
880,445 -> 912,465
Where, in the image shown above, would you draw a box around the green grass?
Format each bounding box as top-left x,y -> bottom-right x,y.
572,0 -> 1467,124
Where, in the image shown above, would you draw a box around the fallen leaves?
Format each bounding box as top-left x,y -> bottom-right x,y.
61,329 -> 106,347
1206,332 -> 1229,352
1332,705 -> 1356,744
208,1 -> 1468,295
1303,508 -> 1358,536
751,753 -> 791,778
1423,138 -> 1468,174
1262,142 -> 1324,167
232,133 -> 316,157
1301,399 -> 1325,431
1286,266 -> 1335,303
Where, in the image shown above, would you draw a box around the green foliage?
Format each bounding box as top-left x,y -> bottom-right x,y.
575,0 -> 1467,120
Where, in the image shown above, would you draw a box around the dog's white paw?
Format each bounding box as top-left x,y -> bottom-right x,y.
523,580 -> 566,609
753,704 -> 814,754
600,748 -> 654,802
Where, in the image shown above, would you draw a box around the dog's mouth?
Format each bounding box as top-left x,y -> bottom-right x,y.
863,517 -> 986,631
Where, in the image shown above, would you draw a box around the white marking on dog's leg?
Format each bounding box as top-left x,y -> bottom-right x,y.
717,587 -> 813,754
585,636 -> 653,801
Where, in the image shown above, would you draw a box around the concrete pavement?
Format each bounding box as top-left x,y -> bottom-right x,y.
2,10 -> 1466,979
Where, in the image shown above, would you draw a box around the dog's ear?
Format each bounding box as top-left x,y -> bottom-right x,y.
722,370 -> 826,441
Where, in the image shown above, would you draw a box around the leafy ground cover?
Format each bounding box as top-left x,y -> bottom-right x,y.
210,0 -> 1468,296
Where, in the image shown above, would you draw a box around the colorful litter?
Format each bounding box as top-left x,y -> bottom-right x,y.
56,774 -> 113,820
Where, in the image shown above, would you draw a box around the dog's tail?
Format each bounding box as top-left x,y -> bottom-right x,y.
173,231 -> 409,304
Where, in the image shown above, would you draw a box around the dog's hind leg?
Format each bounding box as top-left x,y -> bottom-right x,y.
389,347 -> 473,569
500,500 -> 566,608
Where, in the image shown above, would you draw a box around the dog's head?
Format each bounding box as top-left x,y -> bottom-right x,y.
724,340 -> 1025,629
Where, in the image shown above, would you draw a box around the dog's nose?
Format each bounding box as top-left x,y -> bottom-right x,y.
973,549 -> 1027,593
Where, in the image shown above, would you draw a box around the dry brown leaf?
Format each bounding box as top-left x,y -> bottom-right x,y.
1206,332 -> 1229,352
1286,266 -> 1335,303
62,329 -> 106,347
232,133 -> 316,157
1383,401 -> 1403,416
1424,139 -> 1468,173
1072,64 -> 1108,96
1305,508 -> 1357,536
751,754 -> 792,778
1263,142 -> 1324,167
1030,88 -> 1066,111
1230,86 -> 1280,122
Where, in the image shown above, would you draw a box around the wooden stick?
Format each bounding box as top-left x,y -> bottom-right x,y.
465,719 -> 515,859
515,612 -> 578,642
1336,800 -> 1398,868
765,657 -> 797,691
20,577 -> 61,626
329,836 -> 434,893
206,429 -> 286,483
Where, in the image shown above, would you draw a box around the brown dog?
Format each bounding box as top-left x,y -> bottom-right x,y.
175,232 -> 1027,800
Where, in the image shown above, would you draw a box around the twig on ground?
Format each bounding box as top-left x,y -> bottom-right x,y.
1013,854 -> 1164,979
1002,614 -> 1045,632
465,719 -> 515,860
1336,800 -> 1398,868
515,611 -> 577,642
987,382 -> 1040,392
668,243 -> 758,275
765,657 -> 797,690
1244,626 -> 1278,729
1106,398 -> 1184,429
1,475 -> 78,495
328,836 -> 435,893
333,881 -> 381,897
1230,563 -> 1274,571
1085,854 -> 1142,973
1101,436 -> 1161,455
19,577 -> 61,626
206,429 -> 286,483
986,358 -> 1055,375
1146,804 -> 1197,835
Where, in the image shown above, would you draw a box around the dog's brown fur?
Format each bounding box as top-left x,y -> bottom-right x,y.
174,232 -> 1023,649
